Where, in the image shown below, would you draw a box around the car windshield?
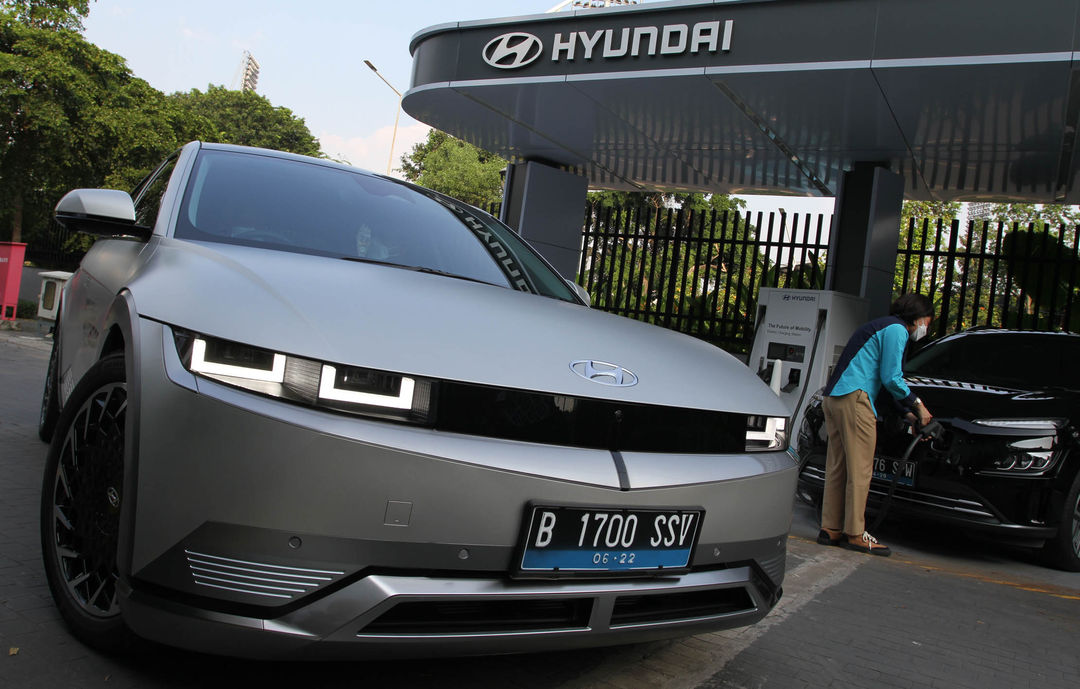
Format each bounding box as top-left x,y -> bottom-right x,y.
904,332 -> 1080,390
173,149 -> 578,302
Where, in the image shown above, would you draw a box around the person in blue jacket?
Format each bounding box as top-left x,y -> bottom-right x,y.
817,293 -> 934,556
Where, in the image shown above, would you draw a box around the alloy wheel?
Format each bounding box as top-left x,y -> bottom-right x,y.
1072,491 -> 1080,559
47,381 -> 127,618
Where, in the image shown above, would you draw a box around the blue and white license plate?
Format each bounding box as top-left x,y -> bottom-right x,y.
518,505 -> 703,573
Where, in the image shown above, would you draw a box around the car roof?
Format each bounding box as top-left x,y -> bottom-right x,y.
936,328 -> 1080,341
196,141 -> 383,178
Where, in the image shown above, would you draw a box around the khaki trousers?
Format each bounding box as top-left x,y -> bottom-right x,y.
821,390 -> 877,536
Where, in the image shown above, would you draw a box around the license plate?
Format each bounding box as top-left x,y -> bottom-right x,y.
518,505 -> 703,573
873,457 -> 916,487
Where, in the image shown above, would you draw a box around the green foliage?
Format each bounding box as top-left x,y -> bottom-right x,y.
587,190 -> 667,210
894,201 -> 962,314
1,0 -> 91,31
897,201 -> 1080,334
585,190 -> 745,215
578,198 -> 816,352
0,12 -> 197,242
400,130 -> 506,207
0,11 -> 321,249
1000,227 -> 1080,330
986,203 -> 1080,228
167,85 -> 321,158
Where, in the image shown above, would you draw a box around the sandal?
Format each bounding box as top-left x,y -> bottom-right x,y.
845,531 -> 891,556
816,528 -> 843,546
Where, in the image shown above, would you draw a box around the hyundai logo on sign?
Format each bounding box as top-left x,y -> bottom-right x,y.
570,360 -> 638,387
483,32 -> 544,69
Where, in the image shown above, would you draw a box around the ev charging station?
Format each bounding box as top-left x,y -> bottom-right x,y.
749,288 -> 868,438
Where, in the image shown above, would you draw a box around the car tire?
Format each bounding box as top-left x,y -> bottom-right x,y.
1043,468 -> 1080,572
40,354 -> 135,651
38,328 -> 61,443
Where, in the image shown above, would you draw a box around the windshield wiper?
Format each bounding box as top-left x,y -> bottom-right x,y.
339,256 -> 501,287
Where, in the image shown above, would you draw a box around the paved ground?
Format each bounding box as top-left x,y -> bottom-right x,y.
1,323 -> 1078,688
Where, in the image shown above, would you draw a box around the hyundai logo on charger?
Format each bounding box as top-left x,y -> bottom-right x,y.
570,360 -> 638,387
483,33 -> 544,69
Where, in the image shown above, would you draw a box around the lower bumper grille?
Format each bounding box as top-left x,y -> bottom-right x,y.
611,588 -> 756,627
799,465 -> 996,519
358,584 -> 759,637
362,598 -> 592,634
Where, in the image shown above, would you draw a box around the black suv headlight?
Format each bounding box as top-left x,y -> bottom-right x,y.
971,418 -> 1065,476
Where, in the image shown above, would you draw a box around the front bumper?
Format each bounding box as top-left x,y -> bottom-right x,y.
797,463 -> 1058,542
123,564 -> 777,659
120,319 -> 796,656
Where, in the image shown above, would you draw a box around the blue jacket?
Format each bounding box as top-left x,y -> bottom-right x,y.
823,316 -> 916,416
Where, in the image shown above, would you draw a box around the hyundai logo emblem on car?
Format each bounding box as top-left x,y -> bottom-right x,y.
482,32 -> 544,69
569,360 -> 638,387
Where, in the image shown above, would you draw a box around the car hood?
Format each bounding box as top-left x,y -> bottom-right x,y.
127,239 -> 787,415
906,375 -> 1080,421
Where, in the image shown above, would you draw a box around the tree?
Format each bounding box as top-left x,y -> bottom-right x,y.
989,204 -> 1080,330
896,201 -> 1080,333
578,192 -> 782,350
986,203 -> 1080,228
895,200 -> 962,297
1,0 -> 91,30
167,85 -> 321,157
400,129 -> 506,207
0,10 -> 201,243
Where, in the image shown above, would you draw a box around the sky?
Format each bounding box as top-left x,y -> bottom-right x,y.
81,0 -> 835,221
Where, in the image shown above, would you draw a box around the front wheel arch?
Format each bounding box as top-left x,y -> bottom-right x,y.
40,354 -> 137,651
1043,463 -> 1080,572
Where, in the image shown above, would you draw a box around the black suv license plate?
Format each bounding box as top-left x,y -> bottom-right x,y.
873,457 -> 916,487
519,506 -> 703,573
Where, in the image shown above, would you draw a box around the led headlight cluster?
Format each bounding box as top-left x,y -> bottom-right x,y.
174,330 -> 434,424
973,419 -> 1063,476
745,415 -> 788,452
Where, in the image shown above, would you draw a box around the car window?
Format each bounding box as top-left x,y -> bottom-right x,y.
906,333 -> 1078,390
133,154 -> 179,229
173,149 -> 579,303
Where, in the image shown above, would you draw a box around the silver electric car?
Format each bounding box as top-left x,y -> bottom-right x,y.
40,142 -> 796,659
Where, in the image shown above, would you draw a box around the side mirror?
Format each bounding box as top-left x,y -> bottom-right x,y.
567,280 -> 591,306
55,189 -> 150,240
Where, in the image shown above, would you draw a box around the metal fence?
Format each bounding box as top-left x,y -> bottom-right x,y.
24,220 -> 83,272
576,202 -> 831,354
897,217 -> 1080,338
26,202 -> 1080,351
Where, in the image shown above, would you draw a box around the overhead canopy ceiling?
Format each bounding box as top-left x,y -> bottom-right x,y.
403,0 -> 1080,202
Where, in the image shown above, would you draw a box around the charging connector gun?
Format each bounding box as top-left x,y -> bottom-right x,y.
868,420 -> 944,533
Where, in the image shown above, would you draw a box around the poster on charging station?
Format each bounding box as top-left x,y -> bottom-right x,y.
751,288 -> 868,434
754,290 -> 820,393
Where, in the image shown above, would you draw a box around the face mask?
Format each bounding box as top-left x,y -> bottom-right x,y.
911,323 -> 928,341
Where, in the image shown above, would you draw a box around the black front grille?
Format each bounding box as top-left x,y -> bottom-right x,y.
361,598 -> 593,635
611,588 -> 755,626
436,381 -> 746,453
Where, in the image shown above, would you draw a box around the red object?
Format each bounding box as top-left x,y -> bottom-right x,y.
0,242 -> 27,321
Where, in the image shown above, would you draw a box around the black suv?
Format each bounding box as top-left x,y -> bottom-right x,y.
797,329 -> 1080,571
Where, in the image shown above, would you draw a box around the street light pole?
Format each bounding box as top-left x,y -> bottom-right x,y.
364,60 -> 402,176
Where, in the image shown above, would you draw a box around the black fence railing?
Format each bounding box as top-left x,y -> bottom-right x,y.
577,202 -> 831,355
24,220 -> 83,271
26,200 -> 1078,353
897,217 -> 1080,338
